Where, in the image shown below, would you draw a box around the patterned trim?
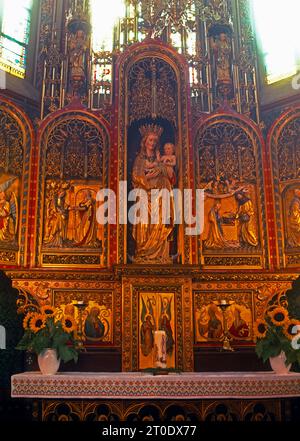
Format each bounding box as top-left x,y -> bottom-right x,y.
11,372 -> 300,399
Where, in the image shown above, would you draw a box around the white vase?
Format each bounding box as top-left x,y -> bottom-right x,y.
269,351 -> 291,375
38,348 -> 60,375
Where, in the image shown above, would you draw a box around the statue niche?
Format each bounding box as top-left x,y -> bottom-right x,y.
209,24 -> 233,100
128,121 -> 177,264
126,57 -> 179,264
117,41 -> 192,264
66,17 -> 90,98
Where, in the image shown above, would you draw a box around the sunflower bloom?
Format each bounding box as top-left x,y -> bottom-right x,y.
40,305 -> 56,317
269,307 -> 289,326
23,312 -> 34,330
253,319 -> 268,339
29,314 -> 46,333
62,315 -> 77,333
283,320 -> 300,340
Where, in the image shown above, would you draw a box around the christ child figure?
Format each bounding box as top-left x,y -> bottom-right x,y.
159,143 -> 176,180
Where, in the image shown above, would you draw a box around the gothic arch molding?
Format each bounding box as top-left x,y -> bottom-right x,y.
35,109 -> 110,268
115,40 -> 193,264
0,96 -> 34,267
193,112 -> 268,268
268,106 -> 300,268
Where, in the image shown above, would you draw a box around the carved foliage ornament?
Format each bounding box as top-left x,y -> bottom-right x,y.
197,121 -> 256,184
45,117 -> 104,179
0,109 -> 24,176
277,118 -> 300,182
128,58 -> 177,125
130,0 -> 197,36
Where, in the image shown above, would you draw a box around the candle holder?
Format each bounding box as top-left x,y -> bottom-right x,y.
74,301 -> 87,351
217,300 -> 234,352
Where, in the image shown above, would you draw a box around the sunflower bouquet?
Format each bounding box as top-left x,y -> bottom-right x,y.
254,296 -> 300,367
16,305 -> 79,363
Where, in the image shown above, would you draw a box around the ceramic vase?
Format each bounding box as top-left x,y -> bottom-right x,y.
37,348 -> 60,375
269,351 -> 291,375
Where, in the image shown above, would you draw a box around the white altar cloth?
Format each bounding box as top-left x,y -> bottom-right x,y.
11,371 -> 300,400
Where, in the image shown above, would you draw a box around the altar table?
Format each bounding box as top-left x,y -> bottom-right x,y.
11,372 -> 300,421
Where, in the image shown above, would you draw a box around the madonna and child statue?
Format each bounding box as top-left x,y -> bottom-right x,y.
131,124 -> 177,264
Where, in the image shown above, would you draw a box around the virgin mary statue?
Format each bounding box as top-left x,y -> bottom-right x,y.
131,125 -> 175,264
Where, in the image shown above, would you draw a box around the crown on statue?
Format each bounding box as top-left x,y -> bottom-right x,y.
139,124 -> 163,138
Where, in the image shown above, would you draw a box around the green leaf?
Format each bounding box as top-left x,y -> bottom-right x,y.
52,332 -> 69,348
16,330 -> 34,350
255,336 -> 281,363
57,345 -> 78,363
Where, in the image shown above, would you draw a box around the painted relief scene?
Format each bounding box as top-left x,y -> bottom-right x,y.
0,174 -> 19,246
202,181 -> 259,251
42,180 -> 103,250
139,292 -> 175,369
283,186 -> 300,249
62,300 -> 112,344
197,121 -> 262,254
194,293 -> 252,343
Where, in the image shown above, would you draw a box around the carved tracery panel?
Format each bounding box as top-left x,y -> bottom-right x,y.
128,58 -> 177,126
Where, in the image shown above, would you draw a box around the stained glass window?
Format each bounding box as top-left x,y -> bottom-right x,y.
0,0 -> 32,79
251,0 -> 300,84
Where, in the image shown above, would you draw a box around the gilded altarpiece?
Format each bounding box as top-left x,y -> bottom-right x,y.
122,277 -> 193,372
194,114 -> 268,268
35,111 -> 109,268
0,99 -> 33,266
116,42 -> 193,264
268,107 -> 300,268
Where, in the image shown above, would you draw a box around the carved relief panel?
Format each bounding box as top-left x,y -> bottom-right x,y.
268,108 -> 300,268
194,114 -> 268,268
0,99 -> 32,266
36,112 -> 109,267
